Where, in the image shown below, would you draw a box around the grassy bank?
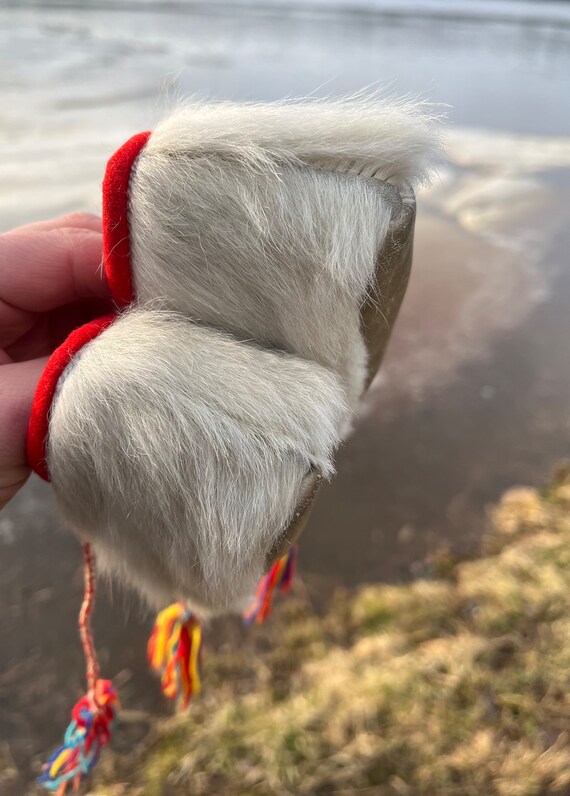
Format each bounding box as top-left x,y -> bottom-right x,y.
88,467 -> 570,796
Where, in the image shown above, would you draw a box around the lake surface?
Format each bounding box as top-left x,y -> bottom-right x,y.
0,0 -> 569,787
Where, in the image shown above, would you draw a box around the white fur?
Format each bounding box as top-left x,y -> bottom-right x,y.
146,96 -> 439,185
46,97 -> 439,614
49,311 -> 348,614
130,97 -> 439,408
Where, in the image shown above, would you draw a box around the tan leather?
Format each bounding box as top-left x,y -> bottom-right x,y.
361,181 -> 416,388
265,471 -> 323,566
265,182 -> 416,568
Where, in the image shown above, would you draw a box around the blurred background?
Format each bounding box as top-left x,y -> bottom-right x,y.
1,1 -> 570,793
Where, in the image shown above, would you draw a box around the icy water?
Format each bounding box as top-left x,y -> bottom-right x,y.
1,0 -> 570,786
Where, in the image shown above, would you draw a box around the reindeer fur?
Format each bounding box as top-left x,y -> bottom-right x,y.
46,97 -> 439,615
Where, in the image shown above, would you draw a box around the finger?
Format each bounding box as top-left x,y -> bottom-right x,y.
0,357 -> 47,509
0,226 -> 108,313
0,357 -> 46,465
9,212 -> 102,234
5,297 -> 114,361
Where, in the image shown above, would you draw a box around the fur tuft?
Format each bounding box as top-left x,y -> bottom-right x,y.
147,94 -> 442,186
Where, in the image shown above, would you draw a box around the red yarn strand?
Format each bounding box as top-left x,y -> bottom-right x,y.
79,542 -> 100,695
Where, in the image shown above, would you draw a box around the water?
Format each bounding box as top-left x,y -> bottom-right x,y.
0,1 -> 569,786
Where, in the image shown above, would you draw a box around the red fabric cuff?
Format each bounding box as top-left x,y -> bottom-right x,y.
27,315 -> 117,481
102,131 -> 151,308
27,129 -> 150,481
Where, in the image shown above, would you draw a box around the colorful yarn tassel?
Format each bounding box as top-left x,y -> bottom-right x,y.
37,680 -> 119,794
39,544 -> 119,794
148,603 -> 203,709
243,545 -> 297,625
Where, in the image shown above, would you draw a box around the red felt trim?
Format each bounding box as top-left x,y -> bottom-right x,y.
27,129 -> 150,480
27,315 -> 116,481
102,130 -> 151,308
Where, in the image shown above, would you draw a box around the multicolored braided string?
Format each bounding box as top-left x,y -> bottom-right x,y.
38,544 -> 119,794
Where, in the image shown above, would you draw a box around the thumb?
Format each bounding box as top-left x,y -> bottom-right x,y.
0,357 -> 48,510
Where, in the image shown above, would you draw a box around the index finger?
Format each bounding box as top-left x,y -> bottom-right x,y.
9,212 -> 102,235
0,219 -> 108,313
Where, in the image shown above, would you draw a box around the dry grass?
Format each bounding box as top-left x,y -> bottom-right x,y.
88,465 -> 570,796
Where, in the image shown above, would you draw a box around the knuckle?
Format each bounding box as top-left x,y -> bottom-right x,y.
60,211 -> 101,229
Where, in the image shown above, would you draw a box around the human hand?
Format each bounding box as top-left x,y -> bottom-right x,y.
0,214 -> 110,509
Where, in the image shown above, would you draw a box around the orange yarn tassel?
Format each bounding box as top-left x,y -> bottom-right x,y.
148,603 -> 203,709
243,545 -> 297,625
